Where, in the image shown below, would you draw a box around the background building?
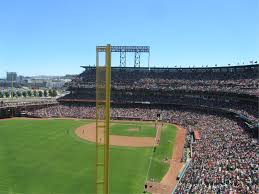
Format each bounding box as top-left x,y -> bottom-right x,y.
6,72 -> 17,81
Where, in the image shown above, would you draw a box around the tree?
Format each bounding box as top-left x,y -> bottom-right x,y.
44,90 -> 48,97
38,90 -> 43,97
11,91 -> 16,98
27,90 -> 32,97
33,90 -> 37,97
5,91 -> 10,98
16,91 -> 22,97
0,92 -> 3,98
52,89 -> 57,97
22,91 -> 27,97
48,89 -> 53,97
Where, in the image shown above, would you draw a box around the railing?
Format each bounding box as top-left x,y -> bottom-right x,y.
172,160 -> 191,194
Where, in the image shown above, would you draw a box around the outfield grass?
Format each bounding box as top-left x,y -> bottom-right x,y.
0,119 -> 152,194
110,123 -> 156,137
148,124 -> 177,181
0,119 -> 177,194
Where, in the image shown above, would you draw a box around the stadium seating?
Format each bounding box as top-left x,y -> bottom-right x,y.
25,63 -> 258,193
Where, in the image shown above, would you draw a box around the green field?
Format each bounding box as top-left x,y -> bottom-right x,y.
148,124 -> 177,181
0,119 -> 177,194
110,122 -> 156,137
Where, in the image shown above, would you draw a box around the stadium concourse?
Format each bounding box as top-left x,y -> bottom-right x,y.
3,64 -> 259,193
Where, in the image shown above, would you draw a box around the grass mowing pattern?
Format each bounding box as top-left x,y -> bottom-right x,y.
147,124 -> 177,182
0,119 -> 152,194
110,123 -> 156,137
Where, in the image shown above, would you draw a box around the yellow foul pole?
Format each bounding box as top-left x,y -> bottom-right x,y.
104,44 -> 111,194
96,44 -> 111,194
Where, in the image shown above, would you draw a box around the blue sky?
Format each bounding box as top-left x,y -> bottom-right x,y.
0,0 -> 258,77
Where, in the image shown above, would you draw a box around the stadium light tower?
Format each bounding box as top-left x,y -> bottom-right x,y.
97,46 -> 150,68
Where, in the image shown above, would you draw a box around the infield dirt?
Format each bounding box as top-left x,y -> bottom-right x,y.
75,123 -> 157,147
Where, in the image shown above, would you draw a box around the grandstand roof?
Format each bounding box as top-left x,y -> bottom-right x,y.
81,63 -> 258,71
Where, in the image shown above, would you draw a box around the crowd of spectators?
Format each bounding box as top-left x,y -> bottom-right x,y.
26,104 -> 258,193
60,92 -> 258,122
138,79 -> 258,95
66,65 -> 259,96
68,78 -> 258,96
62,65 -> 259,123
175,115 -> 258,194
0,99 -> 57,108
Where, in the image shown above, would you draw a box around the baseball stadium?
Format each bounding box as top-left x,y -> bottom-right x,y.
0,45 -> 258,194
